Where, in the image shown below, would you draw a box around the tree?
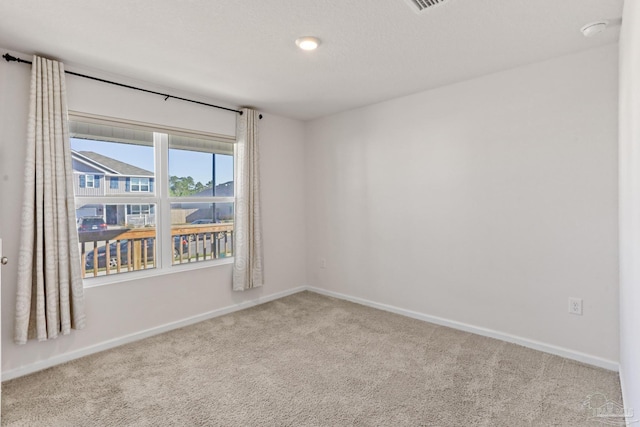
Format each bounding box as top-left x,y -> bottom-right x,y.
169,176 -> 210,197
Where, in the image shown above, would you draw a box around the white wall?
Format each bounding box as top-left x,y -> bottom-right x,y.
0,49 -> 307,377
618,1 -> 640,419
306,44 -> 619,365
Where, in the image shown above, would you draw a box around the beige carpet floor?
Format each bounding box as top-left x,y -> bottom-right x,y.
2,291 -> 622,426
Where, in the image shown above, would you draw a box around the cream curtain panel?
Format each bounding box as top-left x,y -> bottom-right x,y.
15,56 -> 86,344
233,108 -> 264,291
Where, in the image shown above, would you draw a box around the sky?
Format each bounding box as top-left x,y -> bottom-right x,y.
71,138 -> 233,185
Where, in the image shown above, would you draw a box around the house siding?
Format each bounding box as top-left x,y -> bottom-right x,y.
72,159 -> 101,173
73,173 -> 104,197
105,176 -> 125,195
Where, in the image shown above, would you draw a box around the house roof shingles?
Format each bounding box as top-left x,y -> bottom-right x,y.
77,151 -> 153,176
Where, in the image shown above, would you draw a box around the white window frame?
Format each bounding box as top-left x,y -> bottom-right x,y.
69,112 -> 236,287
130,177 -> 150,192
85,174 -> 95,188
129,204 -> 151,215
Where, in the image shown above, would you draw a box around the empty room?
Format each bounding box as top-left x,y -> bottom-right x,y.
0,0 -> 638,425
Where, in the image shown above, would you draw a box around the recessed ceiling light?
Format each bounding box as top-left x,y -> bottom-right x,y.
295,36 -> 320,51
581,21 -> 608,37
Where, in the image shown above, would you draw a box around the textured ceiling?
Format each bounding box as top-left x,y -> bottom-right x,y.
0,0 -> 624,120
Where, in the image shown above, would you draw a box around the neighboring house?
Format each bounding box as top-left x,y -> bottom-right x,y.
73,150 -> 233,226
72,150 -> 155,226
171,182 -> 234,224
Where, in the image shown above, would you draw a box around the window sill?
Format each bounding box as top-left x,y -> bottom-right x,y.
82,257 -> 234,289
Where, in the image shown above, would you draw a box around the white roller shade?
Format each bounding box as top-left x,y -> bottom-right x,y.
69,120 -> 153,146
169,134 -> 233,156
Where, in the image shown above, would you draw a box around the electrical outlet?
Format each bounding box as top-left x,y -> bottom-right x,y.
320,258 -> 326,269
568,298 -> 583,315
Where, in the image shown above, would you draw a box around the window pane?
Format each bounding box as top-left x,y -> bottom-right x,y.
168,135 -> 233,198
76,203 -> 157,278
71,119 -> 157,279
170,202 -> 234,264
71,128 -> 155,197
214,154 -> 233,197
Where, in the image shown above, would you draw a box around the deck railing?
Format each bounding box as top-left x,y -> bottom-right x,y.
79,223 -> 234,278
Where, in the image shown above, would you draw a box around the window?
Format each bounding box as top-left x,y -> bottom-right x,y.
128,204 -> 152,215
168,133 -> 235,263
130,177 -> 150,192
79,174 -> 100,188
69,114 -> 235,281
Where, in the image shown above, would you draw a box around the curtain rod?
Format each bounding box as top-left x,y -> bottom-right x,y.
2,53 -> 257,117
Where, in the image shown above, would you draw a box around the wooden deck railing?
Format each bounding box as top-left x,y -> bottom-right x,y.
79,223 -> 234,278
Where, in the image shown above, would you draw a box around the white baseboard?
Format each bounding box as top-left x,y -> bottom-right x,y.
617,364 -> 640,426
3,285 -> 619,381
307,287 -> 620,372
619,364 -> 628,424
2,286 -> 307,382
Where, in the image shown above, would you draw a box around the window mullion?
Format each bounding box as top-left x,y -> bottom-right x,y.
156,132 -> 172,269
167,197 -> 235,204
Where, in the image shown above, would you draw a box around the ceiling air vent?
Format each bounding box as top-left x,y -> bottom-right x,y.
404,0 -> 449,13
